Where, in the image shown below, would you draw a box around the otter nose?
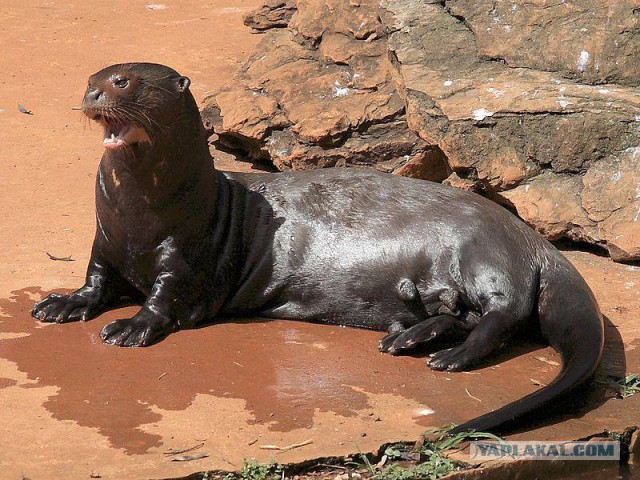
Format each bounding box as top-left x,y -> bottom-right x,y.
86,87 -> 104,103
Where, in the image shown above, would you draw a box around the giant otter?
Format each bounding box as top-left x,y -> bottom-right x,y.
32,63 -> 604,434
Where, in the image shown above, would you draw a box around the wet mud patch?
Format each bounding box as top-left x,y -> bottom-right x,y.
0,287 -> 607,455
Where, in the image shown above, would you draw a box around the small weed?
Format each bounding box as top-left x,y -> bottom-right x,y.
611,374 -> 640,398
377,458 -> 458,480
365,426 -> 505,480
383,446 -> 404,460
224,459 -> 284,480
421,425 -> 505,451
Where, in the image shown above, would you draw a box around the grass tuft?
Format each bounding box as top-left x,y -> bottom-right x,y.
224,459 -> 284,480
360,425 -> 504,480
611,374 -> 640,398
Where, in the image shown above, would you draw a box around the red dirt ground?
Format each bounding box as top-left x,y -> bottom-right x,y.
0,2 -> 639,480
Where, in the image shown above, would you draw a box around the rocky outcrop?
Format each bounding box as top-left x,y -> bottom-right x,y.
202,0 -> 640,261
382,0 -> 640,261
243,0 -> 296,31
445,0 -> 640,87
203,0 -> 449,182
503,148 -> 640,261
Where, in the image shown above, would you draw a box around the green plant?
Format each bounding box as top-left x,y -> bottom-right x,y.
377,458 -> 459,480
225,459 -> 283,480
612,374 -> 640,398
366,426 -> 505,480
383,446 -> 404,460
421,425 -> 505,451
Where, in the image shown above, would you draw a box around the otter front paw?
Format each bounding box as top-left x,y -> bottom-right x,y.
100,310 -> 176,347
32,293 -> 104,323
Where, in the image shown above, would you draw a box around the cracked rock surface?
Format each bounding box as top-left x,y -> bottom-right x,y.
202,0 -> 640,261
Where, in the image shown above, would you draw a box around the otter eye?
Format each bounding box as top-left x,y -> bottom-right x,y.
113,77 -> 129,89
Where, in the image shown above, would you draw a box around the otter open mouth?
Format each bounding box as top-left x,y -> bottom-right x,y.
97,116 -> 131,150
90,113 -> 150,150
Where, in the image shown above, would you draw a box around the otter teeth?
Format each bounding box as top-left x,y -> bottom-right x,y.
103,132 -> 125,149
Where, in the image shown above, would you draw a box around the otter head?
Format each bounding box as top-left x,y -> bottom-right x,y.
82,63 -> 194,151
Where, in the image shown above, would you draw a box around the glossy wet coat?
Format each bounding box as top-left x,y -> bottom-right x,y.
32,63 -> 604,434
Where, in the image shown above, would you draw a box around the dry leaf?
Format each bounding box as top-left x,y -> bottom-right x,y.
170,453 -> 209,462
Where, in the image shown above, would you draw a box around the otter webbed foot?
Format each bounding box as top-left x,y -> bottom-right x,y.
100,309 -> 177,347
379,331 -> 402,352
388,314 -> 461,355
428,310 -> 518,371
32,292 -> 106,323
383,314 -> 464,355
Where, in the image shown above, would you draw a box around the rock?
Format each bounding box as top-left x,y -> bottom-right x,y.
203,1 -> 429,174
389,147 -> 451,182
445,0 -> 640,87
502,147 -> 640,260
265,121 -> 434,173
290,0 -> 385,42
383,0 -> 640,187
443,172 -> 486,194
582,148 -> 640,261
501,173 -> 597,244
203,0 -> 640,260
243,0 -> 297,31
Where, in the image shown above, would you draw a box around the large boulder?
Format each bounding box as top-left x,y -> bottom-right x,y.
202,0 -> 640,261
202,0 -> 449,182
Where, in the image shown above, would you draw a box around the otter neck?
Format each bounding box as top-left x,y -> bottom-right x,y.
100,119 -> 215,205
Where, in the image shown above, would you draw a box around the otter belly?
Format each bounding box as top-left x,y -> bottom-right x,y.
223,168 -> 541,331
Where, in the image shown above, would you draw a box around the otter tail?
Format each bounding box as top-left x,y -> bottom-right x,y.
451,259 -> 604,434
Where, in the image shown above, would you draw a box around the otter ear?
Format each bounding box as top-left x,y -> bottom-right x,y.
177,76 -> 191,92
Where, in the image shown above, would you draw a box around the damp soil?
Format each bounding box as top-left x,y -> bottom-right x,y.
0,286 -> 561,455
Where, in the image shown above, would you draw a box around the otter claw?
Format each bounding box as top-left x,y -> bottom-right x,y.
32,292 -> 105,324
100,312 -> 175,348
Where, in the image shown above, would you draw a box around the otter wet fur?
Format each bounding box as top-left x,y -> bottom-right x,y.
32,63 -> 604,434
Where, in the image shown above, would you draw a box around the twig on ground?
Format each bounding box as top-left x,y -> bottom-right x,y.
259,439 -> 313,453
164,442 -> 205,456
465,388 -> 482,402
46,252 -> 75,262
